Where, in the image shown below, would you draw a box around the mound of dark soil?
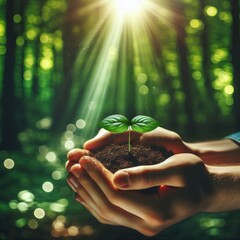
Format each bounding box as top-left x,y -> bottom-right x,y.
92,144 -> 172,173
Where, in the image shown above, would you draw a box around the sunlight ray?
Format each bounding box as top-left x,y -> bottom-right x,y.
70,0 -> 182,138
75,8 -> 125,137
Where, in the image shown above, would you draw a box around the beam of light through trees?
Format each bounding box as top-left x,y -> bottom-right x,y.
69,0 -> 182,138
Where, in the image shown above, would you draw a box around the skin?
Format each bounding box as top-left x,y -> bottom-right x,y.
66,127 -> 240,236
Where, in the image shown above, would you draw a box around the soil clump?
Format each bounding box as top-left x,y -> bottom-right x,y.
92,144 -> 172,173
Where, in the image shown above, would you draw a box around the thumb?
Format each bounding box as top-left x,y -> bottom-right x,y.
113,164 -> 182,190
113,166 -> 176,190
83,129 -> 113,150
113,154 -> 201,190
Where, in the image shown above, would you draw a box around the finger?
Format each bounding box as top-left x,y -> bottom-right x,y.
140,127 -> 189,153
70,164 -> 115,213
70,164 -> 145,230
79,156 -> 161,220
83,129 -> 113,150
139,127 -> 170,146
69,171 -> 198,236
75,194 -> 118,225
83,129 -> 141,150
67,148 -> 91,162
68,174 -> 116,225
66,160 -> 76,172
113,153 -> 203,190
68,172 -> 110,219
66,149 -> 92,172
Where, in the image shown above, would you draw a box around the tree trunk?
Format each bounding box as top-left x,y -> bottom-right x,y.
148,22 -> 178,129
199,0 -> 213,95
1,0 -> 20,150
199,0 -> 221,132
173,2 -> 195,134
52,0 -> 82,131
230,0 -> 240,131
31,2 -> 43,99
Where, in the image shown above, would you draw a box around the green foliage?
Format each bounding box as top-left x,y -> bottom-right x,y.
130,115 -> 159,133
99,114 -> 159,133
100,114 -> 159,151
99,114 -> 129,133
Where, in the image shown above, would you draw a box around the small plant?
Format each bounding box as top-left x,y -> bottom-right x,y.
99,114 -> 159,152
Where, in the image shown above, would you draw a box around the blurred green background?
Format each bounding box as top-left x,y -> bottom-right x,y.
0,0 -> 240,239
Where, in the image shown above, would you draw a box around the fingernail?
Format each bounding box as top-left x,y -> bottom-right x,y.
68,177 -> 79,192
114,172 -> 129,188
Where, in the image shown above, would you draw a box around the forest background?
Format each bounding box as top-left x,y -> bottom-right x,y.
0,0 -> 240,239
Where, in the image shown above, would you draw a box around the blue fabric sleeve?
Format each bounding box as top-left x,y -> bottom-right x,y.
225,132 -> 240,144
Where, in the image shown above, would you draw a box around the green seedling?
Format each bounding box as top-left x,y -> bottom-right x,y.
99,114 -> 159,152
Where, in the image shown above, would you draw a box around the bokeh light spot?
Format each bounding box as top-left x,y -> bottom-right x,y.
58,198 -> 69,207
4,158 -> 15,169
46,152 -> 57,163
66,124 -> 76,132
26,29 -> 38,40
219,12 -> 231,23
190,19 -> 203,29
225,97 -> 233,106
52,219 -> 65,232
18,190 -> 35,202
68,226 -> 79,237
50,203 -> 65,213
9,200 -> 18,209
16,36 -> 25,46
205,6 -> 218,17
42,181 -> 54,192
81,225 -> 94,236
0,22 -> 5,36
17,202 -> 28,212
39,145 -> 48,154
34,208 -> 45,219
36,117 -> 52,129
64,131 -> 74,139
40,58 -> 53,70
64,140 -> 75,150
52,170 -> 62,180
40,33 -> 51,44
28,219 -> 38,229
139,85 -> 149,95
0,46 -> 6,55
13,14 -> 22,23
224,85 -> 234,95
24,55 -> 35,67
16,218 -> 27,228
76,119 -> 86,129
23,70 -> 33,81
137,73 -> 148,84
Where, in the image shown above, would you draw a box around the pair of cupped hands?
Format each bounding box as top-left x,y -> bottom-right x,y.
66,127 -> 214,236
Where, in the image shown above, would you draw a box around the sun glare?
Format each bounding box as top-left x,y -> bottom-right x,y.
113,0 -> 145,17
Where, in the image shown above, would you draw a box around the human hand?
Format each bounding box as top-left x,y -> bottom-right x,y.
66,151 -> 215,236
83,127 -> 191,155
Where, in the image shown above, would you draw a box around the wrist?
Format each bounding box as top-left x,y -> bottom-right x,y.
186,139 -> 240,165
204,165 -> 240,213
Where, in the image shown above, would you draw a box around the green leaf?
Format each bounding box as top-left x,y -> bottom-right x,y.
130,115 -> 159,133
99,114 -> 129,133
